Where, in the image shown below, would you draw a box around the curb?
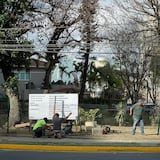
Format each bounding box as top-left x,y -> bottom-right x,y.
0,144 -> 160,152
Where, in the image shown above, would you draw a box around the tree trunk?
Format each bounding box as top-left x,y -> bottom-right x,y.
43,63 -> 53,89
7,91 -> 20,128
79,0 -> 98,102
43,54 -> 57,89
1,61 -> 14,81
79,52 -> 90,102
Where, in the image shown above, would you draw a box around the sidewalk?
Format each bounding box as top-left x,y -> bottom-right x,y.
0,126 -> 160,152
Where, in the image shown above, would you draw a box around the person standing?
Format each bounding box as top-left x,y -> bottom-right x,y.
130,99 -> 144,135
63,120 -> 73,135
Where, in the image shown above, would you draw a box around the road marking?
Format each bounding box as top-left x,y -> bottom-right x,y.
0,144 -> 160,152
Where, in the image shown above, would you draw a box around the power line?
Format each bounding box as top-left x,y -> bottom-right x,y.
0,22 -> 141,31
0,44 -> 34,47
0,41 -> 159,48
0,48 -> 115,54
0,48 -> 148,55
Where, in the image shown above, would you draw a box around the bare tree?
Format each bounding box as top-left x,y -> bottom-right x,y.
21,0 -> 81,89
43,0 -> 82,89
113,0 -> 160,104
110,20 -> 151,103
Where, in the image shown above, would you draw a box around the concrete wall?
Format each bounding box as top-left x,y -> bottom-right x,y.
0,68 -> 46,100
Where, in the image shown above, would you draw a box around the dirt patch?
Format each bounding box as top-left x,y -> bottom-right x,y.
104,126 -> 160,142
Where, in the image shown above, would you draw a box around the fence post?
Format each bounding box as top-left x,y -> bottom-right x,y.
157,116 -> 160,135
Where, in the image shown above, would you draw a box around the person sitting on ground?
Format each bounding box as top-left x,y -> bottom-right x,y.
52,112 -> 72,138
63,120 -> 73,135
33,117 -> 49,138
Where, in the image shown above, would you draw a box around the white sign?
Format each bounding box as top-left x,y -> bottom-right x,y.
29,93 -> 78,120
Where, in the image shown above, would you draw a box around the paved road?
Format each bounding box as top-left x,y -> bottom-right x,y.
0,150 -> 160,160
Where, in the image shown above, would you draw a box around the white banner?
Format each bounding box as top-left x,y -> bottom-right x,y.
29,93 -> 78,120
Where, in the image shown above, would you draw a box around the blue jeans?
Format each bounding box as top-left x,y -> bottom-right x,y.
132,117 -> 144,134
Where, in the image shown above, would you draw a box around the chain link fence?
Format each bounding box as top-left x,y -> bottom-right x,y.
0,100 -> 155,130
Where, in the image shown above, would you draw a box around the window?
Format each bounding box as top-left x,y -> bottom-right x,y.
15,71 -> 30,81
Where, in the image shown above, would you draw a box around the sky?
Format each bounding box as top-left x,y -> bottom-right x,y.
99,0 -> 114,6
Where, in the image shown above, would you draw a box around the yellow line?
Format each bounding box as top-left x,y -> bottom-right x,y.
0,144 -> 160,152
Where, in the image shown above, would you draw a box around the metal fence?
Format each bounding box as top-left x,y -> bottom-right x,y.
0,101 -> 155,129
